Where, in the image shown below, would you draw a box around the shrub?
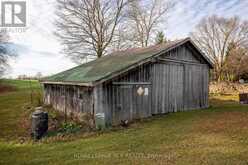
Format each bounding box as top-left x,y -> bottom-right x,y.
59,122 -> 81,134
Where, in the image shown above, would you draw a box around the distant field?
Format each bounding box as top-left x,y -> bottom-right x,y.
1,79 -> 248,164
0,79 -> 41,90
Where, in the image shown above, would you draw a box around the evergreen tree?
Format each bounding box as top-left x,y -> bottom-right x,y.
155,31 -> 166,44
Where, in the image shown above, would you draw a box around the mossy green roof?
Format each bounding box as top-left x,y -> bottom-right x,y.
42,38 -> 212,85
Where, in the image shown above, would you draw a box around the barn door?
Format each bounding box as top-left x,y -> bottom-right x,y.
152,63 -> 184,114
112,83 -> 151,125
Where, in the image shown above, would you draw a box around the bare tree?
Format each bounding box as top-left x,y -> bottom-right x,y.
225,43 -> 248,81
109,24 -> 134,51
127,0 -> 174,47
35,72 -> 43,80
0,30 -> 11,77
191,15 -> 248,81
55,0 -> 132,63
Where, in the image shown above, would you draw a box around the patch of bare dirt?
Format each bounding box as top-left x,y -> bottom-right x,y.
17,105 -> 96,143
0,84 -> 16,94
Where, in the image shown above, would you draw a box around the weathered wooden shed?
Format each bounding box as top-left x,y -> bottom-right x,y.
41,38 -> 213,126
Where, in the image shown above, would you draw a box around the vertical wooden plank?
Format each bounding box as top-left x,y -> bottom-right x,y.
163,64 -> 167,113
114,85 -> 118,123
171,64 -> 175,112
161,64 -> 165,113
157,64 -> 161,114
129,85 -> 133,120
134,85 -> 138,119
205,66 -> 210,108
155,64 -> 159,114
173,65 -> 176,112
168,64 -> 172,112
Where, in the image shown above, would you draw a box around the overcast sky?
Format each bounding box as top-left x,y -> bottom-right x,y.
6,0 -> 248,78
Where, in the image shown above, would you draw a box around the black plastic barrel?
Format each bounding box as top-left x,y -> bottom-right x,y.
31,107 -> 48,140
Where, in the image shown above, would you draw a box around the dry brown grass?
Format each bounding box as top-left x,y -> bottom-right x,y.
196,111 -> 248,134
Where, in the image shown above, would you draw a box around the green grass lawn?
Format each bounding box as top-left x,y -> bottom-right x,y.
1,79 -> 248,164
0,79 -> 42,140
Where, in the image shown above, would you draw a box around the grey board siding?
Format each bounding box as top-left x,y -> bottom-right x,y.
44,84 -> 93,115
96,45 -> 210,125
151,63 -> 210,114
110,84 -> 151,125
94,64 -> 152,125
152,63 -> 184,114
162,43 -> 208,64
150,44 -> 209,114
184,64 -> 209,110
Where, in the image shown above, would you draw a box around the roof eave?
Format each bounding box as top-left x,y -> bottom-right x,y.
40,81 -> 93,87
